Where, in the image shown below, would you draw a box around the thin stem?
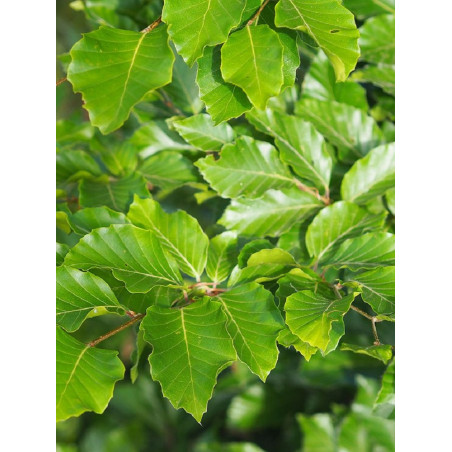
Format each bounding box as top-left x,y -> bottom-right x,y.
371,317 -> 381,345
248,0 -> 271,25
350,304 -> 374,320
56,77 -> 67,87
88,314 -> 145,347
293,179 -> 330,205
141,16 -> 162,33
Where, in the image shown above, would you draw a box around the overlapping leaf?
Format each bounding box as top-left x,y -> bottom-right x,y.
142,300 -> 236,422
196,136 -> 295,198
64,224 -> 182,292
56,327 -> 125,421
340,343 -> 393,364
206,231 -> 238,284
68,207 -> 129,235
68,26 -> 174,134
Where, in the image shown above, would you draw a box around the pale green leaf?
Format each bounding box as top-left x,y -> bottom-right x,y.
220,188 -> 323,237
64,224 -> 182,292
274,0 -> 360,81
68,26 -> 174,134
68,206 -> 129,235
343,0 -> 395,19
285,291 -> 355,352
173,114 -> 235,151
56,327 -> 125,421
196,46 -> 252,124
206,231 -> 238,284
196,136 -> 295,198
295,98 -> 385,160
56,267 -> 124,332
127,196 -> 209,280
221,25 -> 284,109
302,51 -> 368,109
246,109 -> 332,192
162,0 -> 245,66
130,329 -> 147,384
374,359 -> 395,418
56,120 -> 94,144
306,201 -> 387,263
297,413 -> 336,452
359,14 -> 395,66
276,268 -> 332,301
347,267 -> 395,317
57,211 -> 72,234
353,64 -> 395,96
237,239 -> 274,268
341,143 -> 395,204
139,151 -> 197,191
340,343 -> 393,364
79,174 -> 149,212
240,0 -> 264,22
385,188 -> 395,215
277,327 -> 318,361
142,300 -> 236,422
216,283 -> 284,380
56,149 -> 102,183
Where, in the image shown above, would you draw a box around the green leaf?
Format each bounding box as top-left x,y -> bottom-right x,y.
295,99 -> 385,160
56,120 -> 94,144
221,25 -> 284,109
237,239 -> 274,268
162,0 -> 245,66
173,114 -> 235,151
302,51 -> 368,109
343,0 -> 394,19
341,143 -> 395,204
276,268 -> 331,301
68,26 -> 175,134
297,413 -> 336,452
277,327 -> 318,361
196,136 -> 295,198
68,206 -> 129,235
196,46 -> 252,124
127,196 -> 209,280
374,359 -> 395,418
56,149 -> 102,183
346,267 -> 395,318
220,188 -> 323,237
56,327 -> 125,421
340,343 -> 393,364
64,224 -> 182,292
57,243 -> 70,266
246,109 -> 332,192
385,188 -> 395,215
57,211 -> 72,234
139,151 -> 197,191
207,231 -> 238,284
285,291 -> 355,353
306,201 -> 386,263
353,64 -> 395,96
274,0 -> 360,81
215,283 -> 284,380
325,232 -> 395,271
56,266 -> 124,332
359,15 -> 395,66
141,300 -> 236,422
79,174 -> 149,212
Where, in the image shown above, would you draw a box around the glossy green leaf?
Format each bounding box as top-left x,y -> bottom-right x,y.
296,99 -> 385,160
56,327 -> 125,421
306,201 -> 386,263
56,150 -> 102,184
142,300 -> 236,422
274,0 -> 360,81
325,232 -> 394,271
173,114 -> 235,151
375,359 -> 395,418
196,136 -> 295,198
64,224 -> 182,292
127,196 -> 209,280
353,64 -> 395,96
57,243 -> 70,266
68,26 -> 174,134
341,143 -> 395,204
79,174 -> 149,212
196,46 -> 252,124
68,207 -> 129,235
163,0 -> 245,66
56,120 -> 94,144
206,231 -> 238,284
221,25 -> 284,109
347,267 -> 395,317
277,327 -> 318,361
139,151 -> 197,191
246,109 -> 332,192
237,239 -> 274,268
359,14 -> 395,66
385,188 -> 395,215
285,291 -> 355,352
56,266 -> 124,332
220,188 -> 323,237
302,51 -> 368,109
297,413 -> 336,452
340,343 -> 393,364
215,283 -> 284,380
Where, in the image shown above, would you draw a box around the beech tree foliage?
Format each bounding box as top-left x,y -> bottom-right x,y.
57,0 -> 395,447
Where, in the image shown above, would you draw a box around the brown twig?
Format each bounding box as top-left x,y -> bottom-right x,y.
141,16 -> 162,33
248,0 -> 271,25
294,179 -> 330,205
56,77 -> 67,87
88,314 -> 145,347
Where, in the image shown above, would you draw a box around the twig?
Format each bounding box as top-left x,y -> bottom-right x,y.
247,0 -> 271,25
371,317 -> 381,345
350,304 -> 374,320
294,179 -> 330,205
88,314 -> 145,347
141,16 -> 162,33
56,77 -> 67,87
